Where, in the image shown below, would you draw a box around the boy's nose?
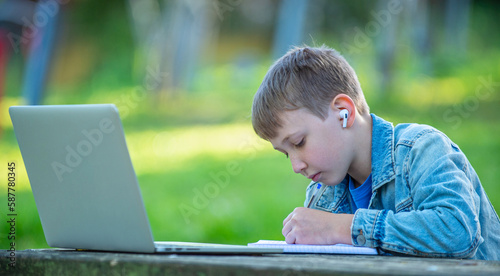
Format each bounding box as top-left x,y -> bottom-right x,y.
290,156 -> 307,174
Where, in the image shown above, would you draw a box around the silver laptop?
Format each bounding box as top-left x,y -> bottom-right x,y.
9,104 -> 282,254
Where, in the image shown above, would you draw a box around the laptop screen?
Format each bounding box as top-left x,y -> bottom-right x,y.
10,104 -> 156,253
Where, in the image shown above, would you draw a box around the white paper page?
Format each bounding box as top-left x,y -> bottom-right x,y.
248,240 -> 378,255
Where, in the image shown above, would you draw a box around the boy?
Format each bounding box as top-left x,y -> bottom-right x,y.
251,45 -> 500,260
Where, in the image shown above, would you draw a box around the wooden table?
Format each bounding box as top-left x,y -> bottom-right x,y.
1,249 -> 500,275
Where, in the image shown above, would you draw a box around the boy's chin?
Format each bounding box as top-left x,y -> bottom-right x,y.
322,174 -> 348,187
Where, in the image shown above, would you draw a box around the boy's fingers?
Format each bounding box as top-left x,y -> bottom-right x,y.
284,231 -> 296,244
283,211 -> 293,226
283,219 -> 296,244
282,217 -> 292,237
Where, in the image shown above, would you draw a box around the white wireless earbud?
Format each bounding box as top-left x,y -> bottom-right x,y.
339,109 -> 348,128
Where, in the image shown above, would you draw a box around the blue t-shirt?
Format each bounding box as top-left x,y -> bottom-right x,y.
349,174 -> 372,211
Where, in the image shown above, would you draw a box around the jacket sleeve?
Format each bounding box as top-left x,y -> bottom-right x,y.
351,130 -> 482,258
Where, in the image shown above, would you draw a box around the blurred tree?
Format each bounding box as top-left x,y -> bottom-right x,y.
374,0 -> 471,94
374,0 -> 399,96
21,0 -> 61,105
444,0 -> 470,55
272,0 -> 310,59
0,0 -> 61,105
127,0 -> 217,96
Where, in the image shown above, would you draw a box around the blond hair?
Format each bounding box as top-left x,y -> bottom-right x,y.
251,45 -> 369,140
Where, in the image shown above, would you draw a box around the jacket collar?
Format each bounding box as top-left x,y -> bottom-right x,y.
370,114 -> 396,190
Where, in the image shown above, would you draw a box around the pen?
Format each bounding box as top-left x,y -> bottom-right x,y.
307,183 -> 327,208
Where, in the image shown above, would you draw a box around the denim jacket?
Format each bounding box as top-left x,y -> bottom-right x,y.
305,114 -> 500,260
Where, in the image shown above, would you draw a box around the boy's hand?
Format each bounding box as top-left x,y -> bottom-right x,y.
282,207 -> 354,245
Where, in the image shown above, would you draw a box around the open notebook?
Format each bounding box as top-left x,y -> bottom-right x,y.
248,240 -> 378,255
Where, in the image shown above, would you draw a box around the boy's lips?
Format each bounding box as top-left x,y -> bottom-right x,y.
309,172 -> 321,182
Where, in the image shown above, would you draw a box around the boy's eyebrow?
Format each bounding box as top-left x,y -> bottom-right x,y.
274,132 -> 299,150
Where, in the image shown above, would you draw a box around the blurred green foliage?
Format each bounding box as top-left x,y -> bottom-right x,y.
0,0 -> 499,250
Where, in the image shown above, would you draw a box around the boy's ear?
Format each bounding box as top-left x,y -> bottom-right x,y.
330,94 -> 356,128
